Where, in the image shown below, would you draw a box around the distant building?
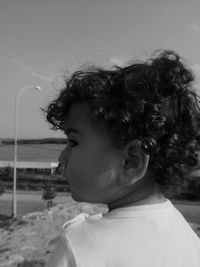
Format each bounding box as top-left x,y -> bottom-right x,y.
0,161 -> 59,174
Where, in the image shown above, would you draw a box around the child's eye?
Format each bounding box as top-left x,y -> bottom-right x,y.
66,139 -> 78,147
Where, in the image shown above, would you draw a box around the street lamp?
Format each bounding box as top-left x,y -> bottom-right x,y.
12,85 -> 42,218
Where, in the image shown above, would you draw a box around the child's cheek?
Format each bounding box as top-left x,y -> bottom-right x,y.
66,151 -> 95,187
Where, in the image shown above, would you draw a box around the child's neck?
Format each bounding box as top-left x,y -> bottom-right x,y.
108,178 -> 165,211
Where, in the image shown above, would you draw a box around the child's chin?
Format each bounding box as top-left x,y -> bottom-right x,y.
71,191 -> 84,202
71,190 -> 96,203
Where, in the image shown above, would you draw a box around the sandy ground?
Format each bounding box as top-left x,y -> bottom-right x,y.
0,191 -> 69,218
0,192 -> 108,219
0,193 -> 107,267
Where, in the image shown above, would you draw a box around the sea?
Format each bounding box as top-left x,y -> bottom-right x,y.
0,143 -> 66,162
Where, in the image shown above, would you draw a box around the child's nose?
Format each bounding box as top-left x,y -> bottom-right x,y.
58,146 -> 70,167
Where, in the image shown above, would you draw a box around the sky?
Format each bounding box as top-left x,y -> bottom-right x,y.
0,0 -> 200,139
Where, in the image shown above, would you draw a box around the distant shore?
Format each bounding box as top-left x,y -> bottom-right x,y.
0,138 -> 67,145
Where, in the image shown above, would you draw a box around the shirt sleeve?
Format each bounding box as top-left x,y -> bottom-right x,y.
45,234 -> 76,267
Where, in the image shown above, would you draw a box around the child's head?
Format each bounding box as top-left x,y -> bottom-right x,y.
45,50 -> 200,205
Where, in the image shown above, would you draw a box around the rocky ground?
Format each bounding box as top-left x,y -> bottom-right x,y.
0,195 -> 107,267
0,196 -> 199,267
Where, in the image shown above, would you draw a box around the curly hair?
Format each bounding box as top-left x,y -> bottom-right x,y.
45,50 -> 200,191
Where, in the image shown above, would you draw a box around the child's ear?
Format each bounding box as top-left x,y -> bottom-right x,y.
119,140 -> 149,186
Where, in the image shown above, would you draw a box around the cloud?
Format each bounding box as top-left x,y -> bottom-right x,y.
191,64 -> 200,95
192,64 -> 200,83
189,24 -> 200,31
29,72 -> 54,82
11,59 -> 34,73
193,64 -> 200,74
11,59 -> 54,82
109,57 -> 127,66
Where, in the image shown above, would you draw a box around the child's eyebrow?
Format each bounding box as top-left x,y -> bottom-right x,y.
65,127 -> 84,135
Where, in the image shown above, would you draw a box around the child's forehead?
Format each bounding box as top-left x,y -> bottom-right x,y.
65,102 -> 91,124
64,102 -> 108,137
63,102 -> 90,133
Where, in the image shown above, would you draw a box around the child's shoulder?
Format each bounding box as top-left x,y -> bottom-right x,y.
62,212 -> 103,232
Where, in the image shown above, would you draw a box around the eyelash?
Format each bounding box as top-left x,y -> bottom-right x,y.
66,138 -> 78,147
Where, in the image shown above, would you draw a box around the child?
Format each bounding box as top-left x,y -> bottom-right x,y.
45,50 -> 200,267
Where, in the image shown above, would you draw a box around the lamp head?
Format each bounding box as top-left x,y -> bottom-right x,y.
35,86 -> 42,90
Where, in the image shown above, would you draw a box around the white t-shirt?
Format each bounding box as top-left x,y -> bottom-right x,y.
46,199 -> 200,267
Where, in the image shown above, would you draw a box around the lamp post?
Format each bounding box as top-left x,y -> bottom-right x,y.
12,85 -> 42,218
